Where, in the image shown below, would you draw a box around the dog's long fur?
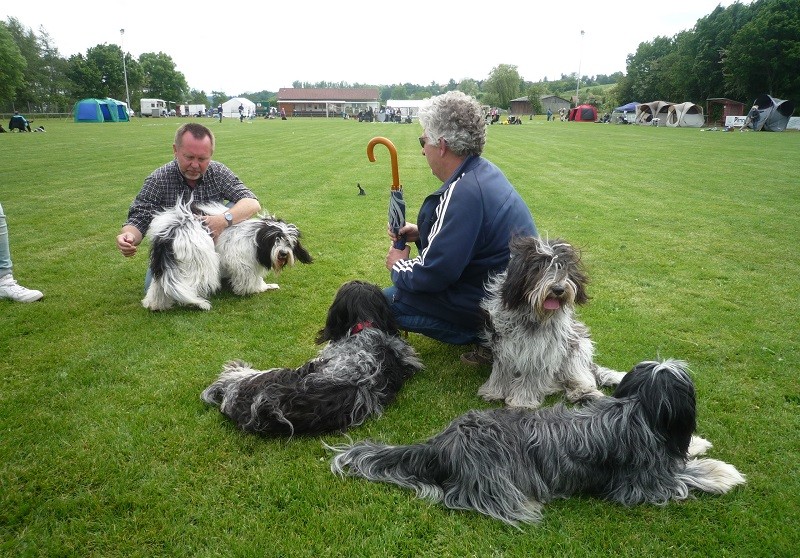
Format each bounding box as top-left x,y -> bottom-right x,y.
330,359 -> 746,526
142,198 -> 221,311
141,199 -> 311,311
478,236 -> 625,408
201,281 -> 423,436
195,201 -> 312,295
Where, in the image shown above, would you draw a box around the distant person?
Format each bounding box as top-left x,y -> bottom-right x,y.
546,108 -> 552,121
742,104 -> 760,131
217,104 -> 223,122
0,202 -> 43,302
8,111 -> 32,132
116,122 -> 261,291
383,91 -> 537,363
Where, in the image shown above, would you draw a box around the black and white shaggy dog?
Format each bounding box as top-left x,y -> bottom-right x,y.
142,197 -> 221,311
330,359 -> 746,526
478,236 -> 626,408
195,201 -> 312,295
141,199 -> 311,311
201,280 -> 424,436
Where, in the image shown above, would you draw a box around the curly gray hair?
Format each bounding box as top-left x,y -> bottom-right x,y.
418,91 -> 486,157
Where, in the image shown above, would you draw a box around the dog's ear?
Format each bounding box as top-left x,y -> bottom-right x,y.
254,226 -> 278,269
293,240 -> 314,264
500,236 -> 539,309
316,293 -> 349,343
552,240 -> 589,305
615,360 -> 696,456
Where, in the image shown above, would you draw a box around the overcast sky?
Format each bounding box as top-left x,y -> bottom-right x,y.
3,1 -> 746,96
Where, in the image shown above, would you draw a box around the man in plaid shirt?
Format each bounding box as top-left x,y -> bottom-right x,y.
116,122 -> 261,286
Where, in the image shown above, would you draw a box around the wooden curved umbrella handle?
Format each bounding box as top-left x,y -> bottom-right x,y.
367,136 -> 400,190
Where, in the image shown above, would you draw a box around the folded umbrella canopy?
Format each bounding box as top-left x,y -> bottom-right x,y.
367,137 -> 406,249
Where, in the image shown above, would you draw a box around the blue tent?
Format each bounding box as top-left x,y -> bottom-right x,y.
614,101 -> 640,113
73,98 -> 129,123
107,98 -> 130,122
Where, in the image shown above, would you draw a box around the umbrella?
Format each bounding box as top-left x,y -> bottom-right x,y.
367,136 -> 406,249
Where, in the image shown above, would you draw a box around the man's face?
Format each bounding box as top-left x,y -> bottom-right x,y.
173,132 -> 213,181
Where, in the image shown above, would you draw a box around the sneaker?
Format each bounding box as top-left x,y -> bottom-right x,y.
0,274 -> 44,302
460,344 -> 493,366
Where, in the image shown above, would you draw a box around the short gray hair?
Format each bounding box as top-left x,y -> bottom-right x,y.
174,122 -> 215,152
418,91 -> 486,157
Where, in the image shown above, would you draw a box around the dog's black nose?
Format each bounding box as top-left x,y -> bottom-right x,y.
551,286 -> 565,296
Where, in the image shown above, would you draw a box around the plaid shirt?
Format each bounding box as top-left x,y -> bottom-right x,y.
125,159 -> 257,234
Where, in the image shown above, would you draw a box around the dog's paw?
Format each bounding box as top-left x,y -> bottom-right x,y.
477,383 -> 506,402
503,394 -> 543,409
688,436 -> 713,457
594,366 -> 626,386
262,283 -> 280,291
566,388 -> 605,405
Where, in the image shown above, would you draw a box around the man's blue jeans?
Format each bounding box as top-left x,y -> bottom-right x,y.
0,202 -> 13,278
383,286 -> 481,346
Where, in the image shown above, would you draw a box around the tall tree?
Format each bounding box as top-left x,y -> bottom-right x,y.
724,0 -> 800,103
35,28 -> 72,111
65,44 -> 143,103
211,91 -> 228,106
187,88 -> 210,104
526,84 -> 544,115
457,78 -> 480,99
139,52 -> 188,104
3,17 -> 39,109
686,3 -> 754,101
484,64 -> 521,109
622,36 -> 676,102
0,21 -> 26,108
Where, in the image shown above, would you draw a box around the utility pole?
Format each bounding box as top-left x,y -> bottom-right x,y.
575,30 -> 585,107
120,29 -> 131,116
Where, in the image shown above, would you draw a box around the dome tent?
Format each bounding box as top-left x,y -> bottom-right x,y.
752,94 -> 795,132
73,98 -> 129,123
636,101 -> 674,126
567,104 -> 597,122
220,97 -> 256,118
666,102 -> 704,128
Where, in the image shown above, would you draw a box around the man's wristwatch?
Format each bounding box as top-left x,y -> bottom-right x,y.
223,212 -> 233,227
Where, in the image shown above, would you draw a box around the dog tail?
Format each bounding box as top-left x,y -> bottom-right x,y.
330,441 -> 447,502
329,427 -> 543,526
679,458 -> 746,495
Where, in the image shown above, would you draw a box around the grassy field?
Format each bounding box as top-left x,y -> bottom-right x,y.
1,116 -> 798,557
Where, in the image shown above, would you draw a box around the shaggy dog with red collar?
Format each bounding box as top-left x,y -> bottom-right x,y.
201,281 -> 423,437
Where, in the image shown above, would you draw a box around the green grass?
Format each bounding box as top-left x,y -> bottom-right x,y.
1,117 -> 798,557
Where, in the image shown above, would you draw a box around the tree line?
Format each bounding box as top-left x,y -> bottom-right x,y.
1,0 -> 796,116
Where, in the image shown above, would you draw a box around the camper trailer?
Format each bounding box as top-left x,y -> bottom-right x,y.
181,104 -> 207,117
141,98 -> 167,117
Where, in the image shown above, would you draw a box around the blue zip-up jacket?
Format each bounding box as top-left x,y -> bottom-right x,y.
391,155 -> 537,329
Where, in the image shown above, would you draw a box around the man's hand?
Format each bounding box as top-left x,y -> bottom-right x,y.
386,245 -> 411,270
201,214 -> 227,240
388,222 -> 419,243
116,228 -> 141,257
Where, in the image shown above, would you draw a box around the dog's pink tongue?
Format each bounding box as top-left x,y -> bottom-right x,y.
544,298 -> 561,310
